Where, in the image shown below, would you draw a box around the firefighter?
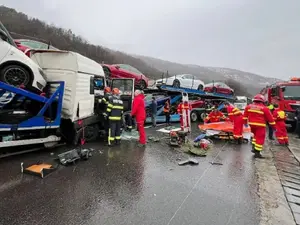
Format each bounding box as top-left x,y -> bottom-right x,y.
98,87 -> 112,112
267,102 -> 275,140
231,107 -> 244,144
107,88 -> 124,146
204,107 -> 226,123
98,87 -> 112,140
273,104 -> 288,145
225,102 -> 235,122
164,99 -> 171,126
243,94 -> 276,158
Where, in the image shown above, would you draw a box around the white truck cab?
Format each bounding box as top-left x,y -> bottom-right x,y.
234,96 -> 248,111
31,50 -> 106,122
0,21 -> 46,92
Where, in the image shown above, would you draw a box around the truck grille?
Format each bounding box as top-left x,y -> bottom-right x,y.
290,104 -> 300,110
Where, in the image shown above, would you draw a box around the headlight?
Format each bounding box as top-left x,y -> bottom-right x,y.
38,68 -> 46,79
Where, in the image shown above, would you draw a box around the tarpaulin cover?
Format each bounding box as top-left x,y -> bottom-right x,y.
198,121 -> 251,133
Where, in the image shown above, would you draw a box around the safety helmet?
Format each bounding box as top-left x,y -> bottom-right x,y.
112,88 -> 120,95
104,87 -> 111,93
253,94 -> 265,103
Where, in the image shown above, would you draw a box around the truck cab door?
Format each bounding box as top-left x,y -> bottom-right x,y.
110,78 -> 134,112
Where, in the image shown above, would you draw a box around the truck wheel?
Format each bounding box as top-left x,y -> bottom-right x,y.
190,111 -> 198,122
200,112 -> 207,121
0,64 -> 31,87
197,84 -> 204,90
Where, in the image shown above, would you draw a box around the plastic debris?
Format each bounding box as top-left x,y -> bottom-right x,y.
178,158 -> 199,166
121,130 -> 139,140
148,136 -> 160,142
57,148 -> 94,166
210,162 -> 223,165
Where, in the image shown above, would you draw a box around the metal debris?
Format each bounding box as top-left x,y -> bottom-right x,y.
178,158 -> 199,166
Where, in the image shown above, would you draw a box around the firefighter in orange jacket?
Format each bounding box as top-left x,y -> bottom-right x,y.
273,104 -> 288,145
204,107 -> 226,123
232,107 -> 244,144
243,94 -> 276,158
225,102 -> 235,122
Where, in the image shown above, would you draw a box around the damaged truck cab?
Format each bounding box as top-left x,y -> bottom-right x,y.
0,50 -> 135,155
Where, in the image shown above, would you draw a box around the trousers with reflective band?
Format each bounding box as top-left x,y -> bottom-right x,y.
250,125 -> 266,151
275,120 -> 288,144
108,121 -> 121,145
233,114 -> 244,139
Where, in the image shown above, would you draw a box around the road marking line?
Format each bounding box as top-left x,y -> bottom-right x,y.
166,142 -> 228,225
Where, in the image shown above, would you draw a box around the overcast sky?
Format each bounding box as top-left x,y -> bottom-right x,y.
1,0 -> 300,79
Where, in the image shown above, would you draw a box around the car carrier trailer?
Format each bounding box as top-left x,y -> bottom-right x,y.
144,85 -> 234,123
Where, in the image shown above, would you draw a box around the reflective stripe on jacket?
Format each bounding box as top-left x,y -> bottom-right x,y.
243,102 -> 275,127
107,96 -> 124,121
273,108 -> 286,121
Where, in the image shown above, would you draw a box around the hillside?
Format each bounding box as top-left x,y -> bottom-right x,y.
0,5 -> 280,96
138,55 -> 281,95
0,6 -> 162,79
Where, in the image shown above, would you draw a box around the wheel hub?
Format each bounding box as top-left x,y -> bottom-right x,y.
4,67 -> 28,86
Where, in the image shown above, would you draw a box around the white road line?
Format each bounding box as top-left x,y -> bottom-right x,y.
166,142 -> 228,225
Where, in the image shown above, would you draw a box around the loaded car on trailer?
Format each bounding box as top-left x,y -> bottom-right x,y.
0,21 -> 47,92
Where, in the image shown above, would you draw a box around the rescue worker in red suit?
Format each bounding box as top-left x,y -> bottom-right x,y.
231,107 -> 244,144
177,101 -> 192,131
273,104 -> 289,145
204,107 -> 226,123
243,94 -> 276,158
131,90 -> 146,146
225,102 -> 235,122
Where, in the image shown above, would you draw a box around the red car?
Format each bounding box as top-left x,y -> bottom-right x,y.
204,82 -> 234,95
14,39 -> 58,57
102,64 -> 149,90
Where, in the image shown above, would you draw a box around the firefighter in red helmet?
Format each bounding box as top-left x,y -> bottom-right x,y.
243,94 -> 276,158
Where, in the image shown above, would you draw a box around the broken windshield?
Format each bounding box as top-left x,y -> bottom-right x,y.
283,86 -> 300,100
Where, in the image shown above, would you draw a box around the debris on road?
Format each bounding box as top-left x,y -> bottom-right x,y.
148,136 -> 161,142
210,162 -> 223,165
121,130 -> 139,140
178,158 -> 199,166
21,162 -> 57,178
57,148 -> 94,166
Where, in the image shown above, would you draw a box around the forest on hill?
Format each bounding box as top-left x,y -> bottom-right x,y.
0,5 -> 253,96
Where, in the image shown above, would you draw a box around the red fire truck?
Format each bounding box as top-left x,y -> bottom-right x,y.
261,77 -> 300,130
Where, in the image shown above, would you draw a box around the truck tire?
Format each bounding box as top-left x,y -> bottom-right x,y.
200,112 -> 207,121
190,111 -> 198,122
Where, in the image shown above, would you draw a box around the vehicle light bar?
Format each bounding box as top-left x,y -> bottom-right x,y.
290,77 -> 300,81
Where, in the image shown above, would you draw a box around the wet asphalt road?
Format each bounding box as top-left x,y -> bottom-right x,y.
0,124 -> 259,225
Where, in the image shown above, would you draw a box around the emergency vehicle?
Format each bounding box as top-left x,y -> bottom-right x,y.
260,77 -> 300,130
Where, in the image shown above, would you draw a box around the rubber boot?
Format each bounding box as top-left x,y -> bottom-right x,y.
115,140 -> 120,145
251,145 -> 256,153
254,150 -> 263,158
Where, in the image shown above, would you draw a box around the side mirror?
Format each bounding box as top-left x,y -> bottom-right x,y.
281,86 -> 286,92
115,66 -> 120,70
14,40 -> 21,45
0,29 -> 8,41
